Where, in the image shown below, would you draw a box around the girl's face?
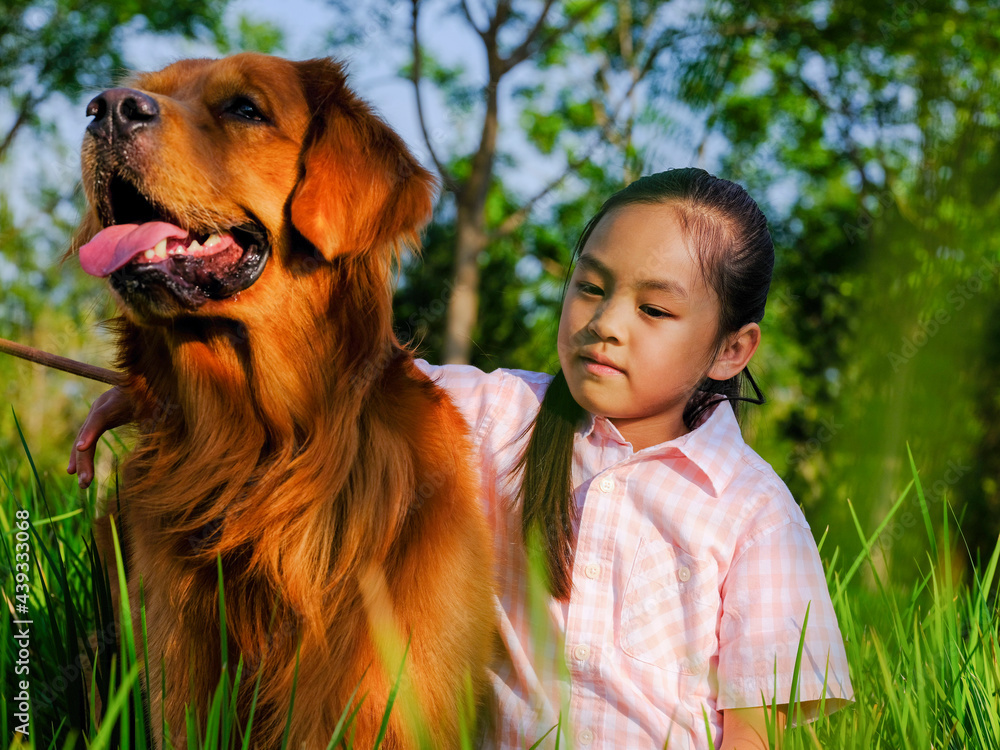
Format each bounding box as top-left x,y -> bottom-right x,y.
557,203 -> 725,449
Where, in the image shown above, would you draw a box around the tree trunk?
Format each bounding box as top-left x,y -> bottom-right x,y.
441,40 -> 502,364
442,199 -> 488,363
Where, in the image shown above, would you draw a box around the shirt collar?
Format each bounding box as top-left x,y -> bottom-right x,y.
579,399 -> 747,497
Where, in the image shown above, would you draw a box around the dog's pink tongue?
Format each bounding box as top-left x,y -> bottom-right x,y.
79,222 -> 189,277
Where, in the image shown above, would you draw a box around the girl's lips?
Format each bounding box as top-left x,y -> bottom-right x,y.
581,356 -> 625,376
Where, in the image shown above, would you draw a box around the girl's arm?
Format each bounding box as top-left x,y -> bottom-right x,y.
721,705 -> 787,750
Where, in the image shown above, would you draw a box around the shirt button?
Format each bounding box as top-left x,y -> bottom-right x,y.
599,477 -> 614,493
584,563 -> 601,579
677,565 -> 691,582
573,644 -> 590,661
578,729 -> 595,746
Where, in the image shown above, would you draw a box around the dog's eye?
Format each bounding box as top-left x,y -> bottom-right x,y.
223,97 -> 267,122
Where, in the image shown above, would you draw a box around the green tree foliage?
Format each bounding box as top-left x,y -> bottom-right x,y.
0,0 -> 231,158
330,0 -> 687,366
677,0 -> 1000,566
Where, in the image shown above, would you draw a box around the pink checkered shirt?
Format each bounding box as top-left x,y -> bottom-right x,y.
418,361 -> 853,749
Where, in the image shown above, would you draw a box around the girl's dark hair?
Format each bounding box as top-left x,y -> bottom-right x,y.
517,167 -> 775,599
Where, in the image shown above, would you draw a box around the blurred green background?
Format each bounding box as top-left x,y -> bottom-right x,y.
2,0 -> 998,584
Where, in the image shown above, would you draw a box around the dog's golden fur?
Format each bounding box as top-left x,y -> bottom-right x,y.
76,53 -> 494,748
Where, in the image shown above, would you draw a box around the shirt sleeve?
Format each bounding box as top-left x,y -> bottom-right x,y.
414,359 -> 506,442
716,521 -> 854,721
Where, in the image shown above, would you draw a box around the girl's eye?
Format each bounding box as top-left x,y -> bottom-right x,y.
578,282 -> 603,296
223,97 -> 267,122
640,305 -> 672,319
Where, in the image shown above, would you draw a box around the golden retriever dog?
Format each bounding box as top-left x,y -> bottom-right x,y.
73,53 -> 494,748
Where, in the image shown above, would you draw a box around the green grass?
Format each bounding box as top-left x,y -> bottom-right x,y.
1,416 -> 998,749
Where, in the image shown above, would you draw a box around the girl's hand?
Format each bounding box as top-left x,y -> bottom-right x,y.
720,704 -> 787,750
67,386 -> 135,488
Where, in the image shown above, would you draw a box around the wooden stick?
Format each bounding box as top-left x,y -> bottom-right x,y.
0,337 -> 125,386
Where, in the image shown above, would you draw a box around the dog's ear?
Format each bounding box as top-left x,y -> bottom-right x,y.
290,59 -> 436,261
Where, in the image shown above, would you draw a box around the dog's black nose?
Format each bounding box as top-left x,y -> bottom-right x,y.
86,88 -> 159,141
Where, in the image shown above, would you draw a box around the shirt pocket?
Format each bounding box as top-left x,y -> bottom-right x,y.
619,537 -> 719,674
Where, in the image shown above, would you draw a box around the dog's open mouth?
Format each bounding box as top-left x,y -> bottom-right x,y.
79,176 -> 270,310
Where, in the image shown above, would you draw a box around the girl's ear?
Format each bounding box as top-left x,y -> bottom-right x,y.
707,322 -> 761,381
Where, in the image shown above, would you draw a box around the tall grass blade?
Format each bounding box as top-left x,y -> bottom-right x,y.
787,601 -> 811,727
11,408 -> 48,508
109,517 -> 149,749
834,483 -> 912,606
527,721 -> 558,749
701,705 -> 713,748
324,674 -> 367,749
139,578 -> 152,749
91,664 -> 141,750
279,643 -> 302,750
906,444 -> 937,560
239,656 -> 268,750
374,637 -> 413,748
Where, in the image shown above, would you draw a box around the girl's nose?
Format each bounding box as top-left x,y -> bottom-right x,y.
587,302 -> 623,344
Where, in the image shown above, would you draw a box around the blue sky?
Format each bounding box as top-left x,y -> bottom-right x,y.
3,0 -> 739,259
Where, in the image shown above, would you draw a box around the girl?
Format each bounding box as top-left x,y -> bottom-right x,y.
69,168 -> 853,749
